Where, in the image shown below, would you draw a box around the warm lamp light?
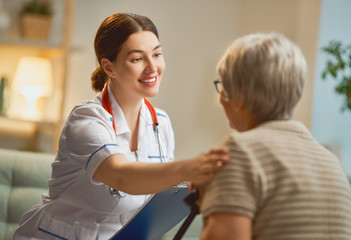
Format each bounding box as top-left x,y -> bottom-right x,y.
12,56 -> 53,120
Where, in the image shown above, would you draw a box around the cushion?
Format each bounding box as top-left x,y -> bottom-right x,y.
0,148 -> 53,240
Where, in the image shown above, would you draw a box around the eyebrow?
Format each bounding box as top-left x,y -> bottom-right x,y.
127,45 -> 162,56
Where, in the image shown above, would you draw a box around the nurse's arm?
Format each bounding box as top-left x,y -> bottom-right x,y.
93,146 -> 229,195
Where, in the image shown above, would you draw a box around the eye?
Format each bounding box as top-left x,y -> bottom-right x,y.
131,57 -> 142,63
154,52 -> 162,58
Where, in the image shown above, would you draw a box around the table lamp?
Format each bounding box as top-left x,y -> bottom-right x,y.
12,56 -> 53,121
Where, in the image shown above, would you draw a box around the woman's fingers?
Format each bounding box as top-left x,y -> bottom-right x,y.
203,146 -> 229,170
209,146 -> 229,154
190,146 -> 229,186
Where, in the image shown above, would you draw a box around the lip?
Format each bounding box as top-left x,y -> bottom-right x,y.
138,76 -> 158,87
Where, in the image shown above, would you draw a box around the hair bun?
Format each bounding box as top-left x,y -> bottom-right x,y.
91,67 -> 108,92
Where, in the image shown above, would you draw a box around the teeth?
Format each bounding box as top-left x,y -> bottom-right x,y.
140,77 -> 156,83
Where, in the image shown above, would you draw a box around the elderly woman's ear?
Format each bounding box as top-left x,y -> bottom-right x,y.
232,98 -> 245,112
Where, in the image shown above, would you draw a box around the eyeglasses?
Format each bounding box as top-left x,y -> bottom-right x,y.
213,78 -> 223,94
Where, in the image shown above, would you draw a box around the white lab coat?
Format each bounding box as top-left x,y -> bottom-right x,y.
13,85 -> 175,240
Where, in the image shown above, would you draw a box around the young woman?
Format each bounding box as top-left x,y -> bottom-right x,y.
14,13 -> 228,240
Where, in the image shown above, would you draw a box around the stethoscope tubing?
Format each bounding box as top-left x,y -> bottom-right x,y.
101,82 -> 165,197
155,124 -> 165,163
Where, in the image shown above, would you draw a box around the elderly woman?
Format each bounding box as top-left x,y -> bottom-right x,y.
200,33 -> 351,240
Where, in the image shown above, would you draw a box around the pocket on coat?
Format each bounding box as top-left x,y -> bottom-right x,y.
36,215 -> 72,240
145,143 -> 168,163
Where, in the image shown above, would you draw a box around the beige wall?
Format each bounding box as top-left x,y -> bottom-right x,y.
294,0 -> 321,129
64,0 -> 321,159
234,0 -> 321,129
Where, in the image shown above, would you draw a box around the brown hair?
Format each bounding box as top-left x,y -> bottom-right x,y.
91,13 -> 159,92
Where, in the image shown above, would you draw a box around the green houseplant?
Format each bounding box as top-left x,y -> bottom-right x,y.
321,40 -> 351,112
19,0 -> 53,41
20,0 -> 52,16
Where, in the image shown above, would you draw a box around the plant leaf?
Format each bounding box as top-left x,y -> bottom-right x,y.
321,40 -> 351,112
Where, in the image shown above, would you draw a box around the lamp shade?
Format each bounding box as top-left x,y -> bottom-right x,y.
13,56 -> 53,100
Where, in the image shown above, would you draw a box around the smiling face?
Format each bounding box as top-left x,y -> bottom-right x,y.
102,30 -> 165,103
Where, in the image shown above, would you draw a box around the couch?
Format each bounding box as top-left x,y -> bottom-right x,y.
0,148 -> 54,240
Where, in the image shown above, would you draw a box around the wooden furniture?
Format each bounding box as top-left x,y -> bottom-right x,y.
0,0 -> 74,153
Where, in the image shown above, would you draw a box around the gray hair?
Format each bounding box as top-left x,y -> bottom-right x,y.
217,32 -> 307,122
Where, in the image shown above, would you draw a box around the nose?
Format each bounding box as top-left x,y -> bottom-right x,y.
145,58 -> 158,73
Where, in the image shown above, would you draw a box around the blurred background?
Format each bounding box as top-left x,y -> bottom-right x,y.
0,0 -> 350,176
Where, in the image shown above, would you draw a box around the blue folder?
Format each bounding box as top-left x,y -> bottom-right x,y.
110,186 -> 192,240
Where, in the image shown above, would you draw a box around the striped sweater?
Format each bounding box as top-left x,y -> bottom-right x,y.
201,120 -> 351,239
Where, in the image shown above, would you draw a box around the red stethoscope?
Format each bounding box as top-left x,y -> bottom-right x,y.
101,82 -> 165,163
102,82 -> 166,198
